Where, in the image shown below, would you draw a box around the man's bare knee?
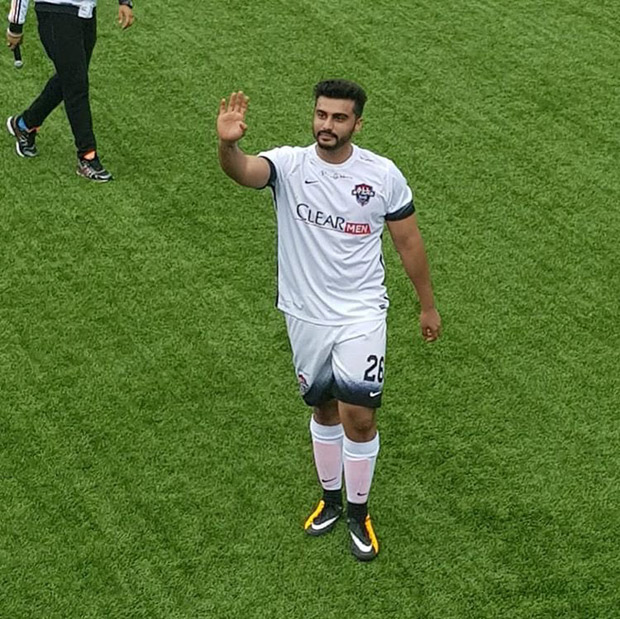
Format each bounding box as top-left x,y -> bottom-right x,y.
313,399 -> 340,425
338,402 -> 376,441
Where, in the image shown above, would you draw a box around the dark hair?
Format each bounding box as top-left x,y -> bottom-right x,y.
313,79 -> 367,117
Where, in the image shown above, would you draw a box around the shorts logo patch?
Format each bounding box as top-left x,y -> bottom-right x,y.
298,373 -> 310,395
352,183 -> 376,206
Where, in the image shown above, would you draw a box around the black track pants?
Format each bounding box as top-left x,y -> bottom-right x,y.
22,9 -> 97,156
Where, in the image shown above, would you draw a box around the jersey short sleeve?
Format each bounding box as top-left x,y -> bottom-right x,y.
257,146 -> 297,189
385,161 -> 415,221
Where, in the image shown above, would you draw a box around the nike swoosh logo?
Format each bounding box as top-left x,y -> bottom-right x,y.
369,391 -> 382,398
304,179 -> 319,184
356,492 -> 368,497
311,515 -> 340,531
350,531 -> 373,554
321,476 -> 338,483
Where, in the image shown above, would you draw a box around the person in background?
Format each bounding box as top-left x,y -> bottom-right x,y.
6,0 -> 135,182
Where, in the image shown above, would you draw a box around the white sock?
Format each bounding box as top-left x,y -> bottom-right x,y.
343,433 -> 380,504
310,416 -> 344,491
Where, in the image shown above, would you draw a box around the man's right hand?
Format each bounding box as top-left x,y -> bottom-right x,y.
217,91 -> 249,144
6,29 -> 22,51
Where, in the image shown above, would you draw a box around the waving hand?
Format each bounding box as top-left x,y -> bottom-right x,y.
217,91 -> 249,144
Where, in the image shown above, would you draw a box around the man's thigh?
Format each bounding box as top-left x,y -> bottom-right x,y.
285,314 -> 336,407
332,319 -> 387,409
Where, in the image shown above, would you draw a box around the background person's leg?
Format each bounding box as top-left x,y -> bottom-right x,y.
61,13 -> 97,156
21,12 -> 64,130
31,12 -> 97,156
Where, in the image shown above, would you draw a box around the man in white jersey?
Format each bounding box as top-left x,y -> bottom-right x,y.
5,0 -> 134,181
217,80 -> 441,561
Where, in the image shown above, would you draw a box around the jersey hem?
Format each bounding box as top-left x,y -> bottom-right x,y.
280,307 -> 387,327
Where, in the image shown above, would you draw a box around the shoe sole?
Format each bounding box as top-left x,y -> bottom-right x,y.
351,548 -> 377,562
6,117 -> 24,159
76,169 -> 113,183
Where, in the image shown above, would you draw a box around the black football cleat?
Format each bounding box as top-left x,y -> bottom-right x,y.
348,515 -> 379,561
304,500 -> 343,536
6,115 -> 38,158
76,153 -> 113,183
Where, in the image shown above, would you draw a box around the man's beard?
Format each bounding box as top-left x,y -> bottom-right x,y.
314,129 -> 354,151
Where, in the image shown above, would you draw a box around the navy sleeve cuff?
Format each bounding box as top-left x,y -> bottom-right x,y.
8,23 -> 24,34
385,201 -> 415,221
258,156 -> 277,189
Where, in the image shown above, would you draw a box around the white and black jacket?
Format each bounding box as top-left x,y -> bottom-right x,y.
8,0 -> 132,32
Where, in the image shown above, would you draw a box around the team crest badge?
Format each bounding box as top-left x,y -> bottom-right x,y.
352,183 -> 375,206
298,373 -> 310,395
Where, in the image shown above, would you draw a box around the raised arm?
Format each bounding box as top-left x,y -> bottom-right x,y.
387,214 -> 441,341
217,91 -> 271,189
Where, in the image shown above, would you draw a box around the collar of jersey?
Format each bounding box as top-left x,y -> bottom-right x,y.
310,143 -> 359,170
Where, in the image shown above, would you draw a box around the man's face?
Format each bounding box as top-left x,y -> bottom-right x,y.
312,97 -> 362,151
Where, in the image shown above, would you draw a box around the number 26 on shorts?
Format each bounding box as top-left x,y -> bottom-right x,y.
364,355 -> 384,382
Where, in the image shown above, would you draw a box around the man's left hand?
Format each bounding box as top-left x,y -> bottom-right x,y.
118,6 -> 134,29
420,307 -> 441,342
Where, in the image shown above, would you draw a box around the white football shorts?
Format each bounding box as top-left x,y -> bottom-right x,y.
285,314 -> 387,409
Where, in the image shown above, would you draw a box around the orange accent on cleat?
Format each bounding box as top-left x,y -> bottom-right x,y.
304,500 -> 325,530
365,515 -> 379,554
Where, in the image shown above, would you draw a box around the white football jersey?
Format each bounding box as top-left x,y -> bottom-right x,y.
258,143 -> 415,325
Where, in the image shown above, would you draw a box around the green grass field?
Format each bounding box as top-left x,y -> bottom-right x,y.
1,1 -> 619,617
